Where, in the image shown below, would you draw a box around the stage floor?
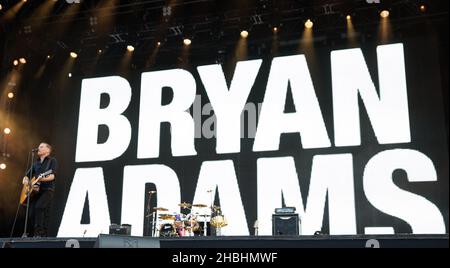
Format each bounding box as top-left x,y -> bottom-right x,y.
1,234 -> 448,248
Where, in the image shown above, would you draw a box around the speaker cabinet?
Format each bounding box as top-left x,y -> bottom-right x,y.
109,224 -> 132,235
95,234 -> 160,248
272,214 -> 299,236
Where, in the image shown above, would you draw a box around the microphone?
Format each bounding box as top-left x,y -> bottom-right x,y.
31,148 -> 38,152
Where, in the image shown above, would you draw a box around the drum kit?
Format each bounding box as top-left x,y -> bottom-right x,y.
151,202 -> 228,237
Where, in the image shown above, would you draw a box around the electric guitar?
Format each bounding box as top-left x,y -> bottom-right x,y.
19,169 -> 53,205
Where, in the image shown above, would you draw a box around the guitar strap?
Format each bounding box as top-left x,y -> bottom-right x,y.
36,158 -> 53,190
44,157 -> 52,173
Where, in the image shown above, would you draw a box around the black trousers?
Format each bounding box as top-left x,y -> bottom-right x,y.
30,189 -> 54,237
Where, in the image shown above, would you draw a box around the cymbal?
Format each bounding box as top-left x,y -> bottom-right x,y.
211,216 -> 228,228
192,204 -> 207,208
211,221 -> 228,228
178,202 -> 192,208
159,214 -> 176,220
154,207 -> 168,211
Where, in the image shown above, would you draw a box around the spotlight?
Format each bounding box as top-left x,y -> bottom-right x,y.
183,38 -> 192,46
0,4 -> 2,11
127,45 -> 135,52
4,128 -> 11,135
380,10 -> 390,18
419,5 -> 427,13
273,27 -> 278,33
157,41 -> 161,47
13,60 -> 19,66
304,19 -> 313,29
0,163 -> 6,170
70,52 -> 78,58
346,15 -> 352,20
98,49 -> 102,54
7,92 -> 14,99
47,55 -> 51,59
240,30 -> 249,38
19,58 -> 27,64
68,73 -> 72,78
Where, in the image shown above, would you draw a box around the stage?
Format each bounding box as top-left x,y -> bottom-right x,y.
1,234 -> 448,248
0,1 -> 448,256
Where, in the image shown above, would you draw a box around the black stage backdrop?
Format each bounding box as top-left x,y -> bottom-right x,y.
0,20 -> 448,238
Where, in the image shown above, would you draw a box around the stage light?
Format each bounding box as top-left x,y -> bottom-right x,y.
22,0 -> 27,2
13,60 -> 19,66
4,128 -> 11,135
19,58 -> 27,64
273,27 -> 278,33
7,92 -> 14,99
127,45 -> 135,52
380,10 -> 389,18
47,55 -> 51,59
183,38 -> 192,46
420,5 -> 427,12
157,41 -> 161,47
0,4 -> 2,10
346,15 -> 352,20
0,163 -> 6,170
70,52 -> 78,58
98,49 -> 103,54
68,73 -> 72,78
305,19 -> 313,29
240,30 -> 249,38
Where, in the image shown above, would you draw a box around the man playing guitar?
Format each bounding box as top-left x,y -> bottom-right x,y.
22,142 -> 58,237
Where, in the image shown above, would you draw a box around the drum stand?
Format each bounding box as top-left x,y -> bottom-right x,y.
205,189 -> 214,236
146,191 -> 156,237
151,211 -> 157,237
203,216 -> 207,236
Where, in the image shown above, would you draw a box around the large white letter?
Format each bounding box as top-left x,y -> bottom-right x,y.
253,55 -> 330,152
121,164 -> 181,236
191,160 -> 249,235
75,76 -> 132,162
257,155 -> 356,235
138,69 -> 197,158
331,43 -> 411,146
58,168 -> 111,237
198,60 -> 262,154
363,149 -> 445,234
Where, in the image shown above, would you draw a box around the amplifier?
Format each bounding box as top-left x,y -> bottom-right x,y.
272,213 -> 300,236
274,207 -> 296,214
109,224 -> 132,235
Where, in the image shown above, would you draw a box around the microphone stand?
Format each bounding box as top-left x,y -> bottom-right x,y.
146,191 -> 154,237
205,190 -> 213,237
22,150 -> 35,238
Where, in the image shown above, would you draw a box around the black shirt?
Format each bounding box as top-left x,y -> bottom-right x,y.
26,156 -> 58,190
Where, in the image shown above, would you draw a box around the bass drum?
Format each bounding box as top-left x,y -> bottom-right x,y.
159,223 -> 178,237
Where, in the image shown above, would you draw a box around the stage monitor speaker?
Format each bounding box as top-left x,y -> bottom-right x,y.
272,214 -> 299,236
95,234 -> 160,248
